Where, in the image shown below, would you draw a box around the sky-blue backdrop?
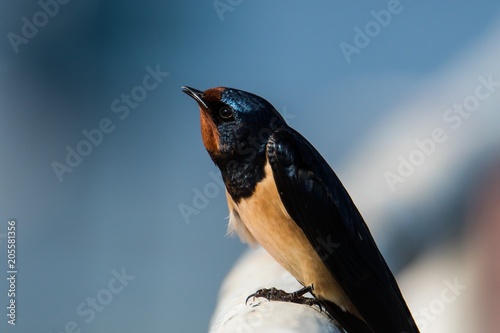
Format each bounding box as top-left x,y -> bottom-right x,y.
1,1 -> 499,332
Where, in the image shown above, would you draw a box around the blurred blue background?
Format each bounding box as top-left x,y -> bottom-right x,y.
1,1 -> 500,332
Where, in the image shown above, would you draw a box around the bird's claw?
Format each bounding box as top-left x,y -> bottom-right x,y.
245,286 -> 322,311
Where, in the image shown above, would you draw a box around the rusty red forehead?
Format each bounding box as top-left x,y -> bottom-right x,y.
202,87 -> 225,102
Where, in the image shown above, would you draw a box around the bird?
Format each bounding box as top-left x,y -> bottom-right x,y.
182,85 -> 420,333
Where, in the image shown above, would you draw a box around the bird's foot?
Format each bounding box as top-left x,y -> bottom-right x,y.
245,285 -> 322,310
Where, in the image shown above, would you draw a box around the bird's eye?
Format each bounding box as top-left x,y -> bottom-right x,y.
219,107 -> 234,120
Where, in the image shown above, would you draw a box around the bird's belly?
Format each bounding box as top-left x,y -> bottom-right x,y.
226,163 -> 358,316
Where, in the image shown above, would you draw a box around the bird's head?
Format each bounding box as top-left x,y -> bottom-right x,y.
182,86 -> 286,164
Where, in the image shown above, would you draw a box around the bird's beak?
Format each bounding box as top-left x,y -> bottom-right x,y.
182,86 -> 208,110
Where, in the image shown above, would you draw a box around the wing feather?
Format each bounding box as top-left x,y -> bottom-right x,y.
267,127 -> 419,333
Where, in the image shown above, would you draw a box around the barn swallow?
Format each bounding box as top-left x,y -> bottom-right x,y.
182,86 -> 420,333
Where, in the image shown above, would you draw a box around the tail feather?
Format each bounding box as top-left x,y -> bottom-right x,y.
320,300 -> 373,333
320,298 -> 420,333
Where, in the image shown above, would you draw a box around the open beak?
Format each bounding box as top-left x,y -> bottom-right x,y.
182,86 -> 208,109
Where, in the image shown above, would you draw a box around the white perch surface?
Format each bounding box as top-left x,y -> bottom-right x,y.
209,248 -> 342,333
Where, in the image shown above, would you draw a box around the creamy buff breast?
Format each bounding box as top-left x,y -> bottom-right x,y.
226,162 -> 362,319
